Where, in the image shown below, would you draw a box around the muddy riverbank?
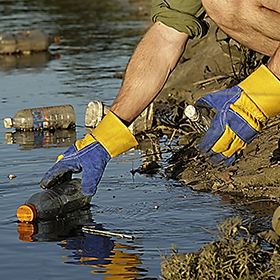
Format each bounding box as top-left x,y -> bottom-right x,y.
130,0 -> 280,205
128,2 -> 280,276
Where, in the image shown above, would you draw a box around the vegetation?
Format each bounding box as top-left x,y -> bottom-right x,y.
160,217 -> 280,280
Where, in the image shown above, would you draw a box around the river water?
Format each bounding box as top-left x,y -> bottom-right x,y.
0,0 -> 275,279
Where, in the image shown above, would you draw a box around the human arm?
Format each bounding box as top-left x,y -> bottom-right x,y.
111,21 -> 189,124
40,22 -> 189,195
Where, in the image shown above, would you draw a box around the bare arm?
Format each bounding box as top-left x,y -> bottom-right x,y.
110,21 -> 189,124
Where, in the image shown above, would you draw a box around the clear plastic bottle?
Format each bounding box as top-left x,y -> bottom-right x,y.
0,30 -> 60,54
16,179 -> 92,222
85,100 -> 154,135
184,104 -> 215,134
4,104 -> 76,131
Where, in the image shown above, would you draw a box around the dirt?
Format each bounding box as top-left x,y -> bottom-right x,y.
128,0 -> 280,277
152,19 -> 280,204
129,0 -> 280,205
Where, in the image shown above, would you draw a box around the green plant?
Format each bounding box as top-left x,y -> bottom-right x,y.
160,217 -> 280,280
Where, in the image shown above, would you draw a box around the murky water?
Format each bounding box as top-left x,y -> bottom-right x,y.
0,1 -> 275,279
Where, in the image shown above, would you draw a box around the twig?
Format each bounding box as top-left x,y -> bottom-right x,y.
193,75 -> 230,86
168,129 -> 177,146
264,119 -> 280,130
82,226 -> 134,239
117,151 -> 163,164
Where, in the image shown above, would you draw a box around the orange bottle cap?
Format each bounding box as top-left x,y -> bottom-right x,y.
17,222 -> 38,242
17,203 -> 37,222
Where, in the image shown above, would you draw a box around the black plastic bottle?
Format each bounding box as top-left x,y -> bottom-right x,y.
17,179 -> 92,222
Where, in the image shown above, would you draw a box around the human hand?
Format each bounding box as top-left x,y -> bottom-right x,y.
40,111 -> 138,196
196,65 -> 280,165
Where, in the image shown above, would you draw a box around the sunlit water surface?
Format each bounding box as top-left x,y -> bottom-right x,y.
0,1 -> 274,279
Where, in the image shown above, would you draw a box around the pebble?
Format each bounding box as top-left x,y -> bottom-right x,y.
8,174 -> 16,180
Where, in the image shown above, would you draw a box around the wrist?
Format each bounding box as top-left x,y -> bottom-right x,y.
238,65 -> 280,118
91,111 -> 138,158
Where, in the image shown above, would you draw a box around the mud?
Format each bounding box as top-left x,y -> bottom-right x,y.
152,17 -> 280,203
126,1 -> 280,278
127,4 -> 280,203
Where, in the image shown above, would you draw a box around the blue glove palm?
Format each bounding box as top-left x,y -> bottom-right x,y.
40,141 -> 111,196
40,111 -> 138,196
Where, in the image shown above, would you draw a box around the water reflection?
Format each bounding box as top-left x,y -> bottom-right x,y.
0,51 -> 58,72
5,129 -> 76,150
17,207 -> 151,279
61,237 -> 146,279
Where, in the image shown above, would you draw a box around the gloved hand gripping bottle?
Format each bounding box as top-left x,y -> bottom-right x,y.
40,111 -> 139,196
17,179 -> 91,222
186,65 -> 280,166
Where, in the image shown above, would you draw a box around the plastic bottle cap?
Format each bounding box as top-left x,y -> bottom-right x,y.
17,222 -> 37,242
4,118 -> 13,128
17,203 -> 37,222
54,36 -> 60,44
272,206 -> 280,235
184,105 -> 199,121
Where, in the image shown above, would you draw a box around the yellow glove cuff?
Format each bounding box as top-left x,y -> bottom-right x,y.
91,111 -> 138,158
239,65 -> 280,118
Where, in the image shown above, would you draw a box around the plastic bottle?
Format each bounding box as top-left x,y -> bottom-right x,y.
16,179 -> 92,222
85,100 -> 154,135
0,30 -> 60,54
17,207 -> 93,242
272,206 -> 280,235
184,104 -> 215,134
4,104 -> 76,131
85,101 -> 111,129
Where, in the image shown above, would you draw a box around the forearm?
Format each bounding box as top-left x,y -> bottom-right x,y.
267,45 -> 280,79
111,21 -> 189,124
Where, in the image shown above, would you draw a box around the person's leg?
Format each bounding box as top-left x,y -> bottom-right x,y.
202,0 -> 280,56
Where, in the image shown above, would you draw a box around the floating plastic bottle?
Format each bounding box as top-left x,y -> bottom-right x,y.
4,104 -> 76,131
184,104 -> 215,134
16,179 -> 92,222
0,29 -> 60,54
85,100 -> 154,135
17,207 -> 93,242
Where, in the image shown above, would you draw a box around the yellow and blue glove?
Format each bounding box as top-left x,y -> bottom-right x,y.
196,65 -> 280,165
40,111 -> 138,196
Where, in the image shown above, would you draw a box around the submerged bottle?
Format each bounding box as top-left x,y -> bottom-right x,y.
184,104 -> 215,134
4,104 -> 76,131
16,179 -> 92,222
